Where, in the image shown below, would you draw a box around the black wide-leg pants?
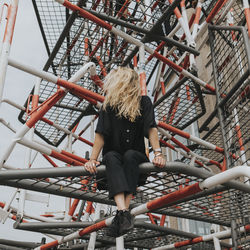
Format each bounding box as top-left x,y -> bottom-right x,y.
102,149 -> 149,199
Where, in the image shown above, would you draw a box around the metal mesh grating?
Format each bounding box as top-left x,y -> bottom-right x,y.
154,77 -> 205,130
210,27 -> 249,101
209,25 -> 250,169
198,121 -> 224,165
223,85 -> 250,168
100,226 -> 174,248
161,188 -> 250,227
2,166 -> 249,227
201,0 -> 245,26
231,0 -> 246,26
230,189 -> 250,248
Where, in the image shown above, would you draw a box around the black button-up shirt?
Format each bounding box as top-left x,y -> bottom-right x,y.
95,96 -> 157,156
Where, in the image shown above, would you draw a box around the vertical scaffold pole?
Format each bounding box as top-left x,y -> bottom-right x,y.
0,0 -> 18,109
139,45 -> 147,96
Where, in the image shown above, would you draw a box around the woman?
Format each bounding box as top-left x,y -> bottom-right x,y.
84,67 -> 166,237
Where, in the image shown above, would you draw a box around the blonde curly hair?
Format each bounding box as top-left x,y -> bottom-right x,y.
103,67 -> 141,122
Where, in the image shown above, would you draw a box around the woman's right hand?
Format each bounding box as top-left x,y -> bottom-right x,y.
84,159 -> 100,174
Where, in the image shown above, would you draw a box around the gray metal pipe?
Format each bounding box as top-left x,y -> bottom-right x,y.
14,221 -> 93,230
0,239 -> 40,248
1,162 -> 250,193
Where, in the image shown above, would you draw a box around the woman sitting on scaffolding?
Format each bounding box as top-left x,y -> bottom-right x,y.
84,67 -> 166,237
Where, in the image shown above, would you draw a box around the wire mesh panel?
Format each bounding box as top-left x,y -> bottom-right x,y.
209,26 -> 249,101
100,226 -> 174,248
209,25 -> 250,249
209,25 -> 250,169
200,121 -> 224,164
231,0 -> 246,26
160,188 -> 250,227
32,0 -> 70,53
154,77 -> 205,130
201,0 -> 245,26
52,225 -> 217,249
229,189 -> 250,248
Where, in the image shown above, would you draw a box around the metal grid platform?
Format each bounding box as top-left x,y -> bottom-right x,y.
1,163 -> 248,248
1,163 -> 249,228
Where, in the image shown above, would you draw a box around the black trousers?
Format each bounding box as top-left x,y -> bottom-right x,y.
102,149 -> 149,199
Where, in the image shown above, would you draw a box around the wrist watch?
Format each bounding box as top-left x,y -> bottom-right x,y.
153,148 -> 162,153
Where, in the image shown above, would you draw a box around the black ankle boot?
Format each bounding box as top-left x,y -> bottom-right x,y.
107,210 -> 123,237
119,210 -> 135,235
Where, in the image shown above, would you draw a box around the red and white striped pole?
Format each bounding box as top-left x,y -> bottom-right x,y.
157,121 -> 224,154
189,0 -> 203,69
0,3 -> 9,55
150,51 -> 216,93
1,98 -> 94,148
158,128 -> 222,169
168,0 -> 195,47
152,224 -> 250,249
192,0 -> 203,39
18,137 -> 87,166
196,0 -> 229,41
0,0 -> 18,109
139,45 -> 147,96
160,138 -> 205,168
0,89 -> 66,168
8,58 -> 105,103
41,117 -> 94,147
0,201 -> 28,223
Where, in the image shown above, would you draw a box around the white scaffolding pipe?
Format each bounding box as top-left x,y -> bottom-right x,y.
87,204 -> 101,250
116,236 -> 125,250
2,98 -> 26,111
0,117 -> 16,132
213,236 -> 221,250
0,0 -> 19,109
1,98 -> 94,147
199,166 -> 250,190
0,189 -> 18,223
18,128 -> 34,218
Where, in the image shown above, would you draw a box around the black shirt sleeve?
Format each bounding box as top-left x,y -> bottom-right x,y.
95,107 -> 112,137
141,96 -> 157,138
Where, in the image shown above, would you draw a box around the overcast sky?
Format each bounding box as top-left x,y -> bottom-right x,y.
0,1 -> 77,243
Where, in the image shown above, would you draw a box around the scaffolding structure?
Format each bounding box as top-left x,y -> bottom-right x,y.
0,0 -> 249,249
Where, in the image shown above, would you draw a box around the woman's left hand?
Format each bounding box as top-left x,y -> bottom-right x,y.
152,154 -> 166,168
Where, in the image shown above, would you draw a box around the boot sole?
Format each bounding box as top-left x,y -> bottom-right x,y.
119,224 -> 134,236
